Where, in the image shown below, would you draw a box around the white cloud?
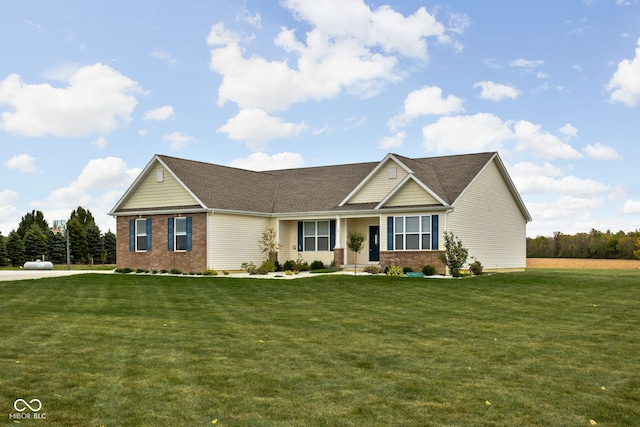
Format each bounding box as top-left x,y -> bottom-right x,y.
92,137 -> 107,149
0,189 -> 20,235
559,123 -> 578,137
143,106 -> 175,121
236,9 -> 262,28
622,199 -> 640,214
229,152 -> 305,171
162,132 -> 194,150
513,120 -> 583,160
30,158 -> 141,234
473,81 -> 520,101
208,2 -> 458,113
378,131 -> 406,149
5,154 -> 36,172
422,113 -> 512,153
217,108 -> 306,150
528,196 -> 605,220
150,50 -> 178,68
514,173 -> 610,196
388,86 -> 464,130
0,63 -> 141,137
510,58 -> 544,69
583,142 -> 621,160
606,37 -> 640,106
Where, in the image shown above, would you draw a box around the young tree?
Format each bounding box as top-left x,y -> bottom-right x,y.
347,230 -> 367,274
258,228 -> 282,261
6,230 -> 25,267
439,231 -> 468,277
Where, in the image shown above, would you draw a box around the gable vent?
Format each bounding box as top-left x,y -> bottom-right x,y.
388,166 -> 397,179
156,170 -> 164,183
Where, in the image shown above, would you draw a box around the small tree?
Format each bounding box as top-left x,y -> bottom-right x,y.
258,228 -> 282,262
439,231 -> 468,277
347,230 -> 367,273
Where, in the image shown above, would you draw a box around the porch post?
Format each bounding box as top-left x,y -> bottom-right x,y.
333,215 -> 345,267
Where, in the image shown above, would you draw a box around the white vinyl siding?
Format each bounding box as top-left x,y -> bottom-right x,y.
384,180 -> 440,207
121,165 -> 197,210
207,212 -> 273,271
447,159 -> 527,270
349,160 -> 408,204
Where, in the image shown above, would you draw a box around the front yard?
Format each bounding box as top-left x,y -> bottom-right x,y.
1,270 -> 639,426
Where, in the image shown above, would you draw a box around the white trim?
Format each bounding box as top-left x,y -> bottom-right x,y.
338,154 -> 414,206
375,174 -> 447,209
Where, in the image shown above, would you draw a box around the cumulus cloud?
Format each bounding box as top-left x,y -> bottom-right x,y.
378,131 -> 406,149
207,1 -> 460,113
229,152 -> 305,171
162,132 -> 195,150
513,120 -> 583,160
606,37 -> 640,106
422,113 -> 513,154
217,108 -> 306,150
143,106 -> 175,121
30,157 -> 141,233
388,86 -> 464,130
0,63 -> 141,137
583,142 -> 621,160
510,58 -> 544,69
527,196 -> 605,220
559,123 -> 578,137
5,154 -> 36,172
0,189 -> 20,234
622,199 -> 640,214
474,81 -> 520,101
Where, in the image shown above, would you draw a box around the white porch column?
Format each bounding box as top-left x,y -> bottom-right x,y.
334,215 -> 341,248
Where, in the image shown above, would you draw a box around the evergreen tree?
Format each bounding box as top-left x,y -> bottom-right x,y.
85,223 -> 103,264
48,232 -> 67,264
70,206 -> 96,228
0,232 -> 8,267
102,230 -> 117,264
17,210 -> 49,239
67,218 -> 89,264
23,224 -> 48,261
6,230 -> 25,267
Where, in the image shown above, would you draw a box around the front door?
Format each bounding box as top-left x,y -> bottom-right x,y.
369,226 -> 380,262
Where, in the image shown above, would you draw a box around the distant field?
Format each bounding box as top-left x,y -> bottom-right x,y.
527,258 -> 640,270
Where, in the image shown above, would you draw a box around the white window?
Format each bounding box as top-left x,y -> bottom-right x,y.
304,220 -> 330,251
394,215 -> 431,250
174,217 -> 187,251
135,218 -> 148,251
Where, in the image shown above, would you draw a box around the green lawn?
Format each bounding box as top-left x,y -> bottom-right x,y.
1,270 -> 639,426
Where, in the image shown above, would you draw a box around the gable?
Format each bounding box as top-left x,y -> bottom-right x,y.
118,162 -> 199,210
381,179 -> 442,207
346,158 -> 409,204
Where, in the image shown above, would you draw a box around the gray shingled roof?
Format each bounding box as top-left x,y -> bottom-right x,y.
150,152 -> 497,214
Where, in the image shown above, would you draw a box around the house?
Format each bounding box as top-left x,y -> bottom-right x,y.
109,152 -> 531,274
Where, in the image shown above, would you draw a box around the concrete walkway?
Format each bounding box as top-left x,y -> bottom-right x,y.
0,270 -> 113,282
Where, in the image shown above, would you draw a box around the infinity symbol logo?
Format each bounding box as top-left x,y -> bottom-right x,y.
13,399 -> 42,412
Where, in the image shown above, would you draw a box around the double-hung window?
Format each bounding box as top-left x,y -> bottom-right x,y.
174,217 -> 187,251
303,220 -> 330,251
131,218 -> 151,252
394,215 -> 432,250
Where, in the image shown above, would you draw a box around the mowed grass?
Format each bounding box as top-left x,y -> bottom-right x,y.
1,271 -> 639,426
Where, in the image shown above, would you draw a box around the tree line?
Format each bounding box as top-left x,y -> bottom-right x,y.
0,207 -> 116,267
527,229 -> 640,259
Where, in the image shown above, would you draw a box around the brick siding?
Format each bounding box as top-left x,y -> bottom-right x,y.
116,213 -> 207,272
380,250 -> 445,275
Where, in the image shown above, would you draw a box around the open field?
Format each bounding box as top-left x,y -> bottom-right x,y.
527,258 -> 640,270
1,271 -> 639,426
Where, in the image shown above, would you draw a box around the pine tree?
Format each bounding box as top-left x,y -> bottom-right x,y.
23,224 -> 48,261
6,231 -> 25,267
103,230 -> 117,264
0,232 -> 8,267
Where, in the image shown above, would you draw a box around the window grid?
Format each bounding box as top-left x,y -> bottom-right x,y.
303,220 -> 330,251
174,217 -> 187,251
135,218 -> 147,252
394,215 -> 431,250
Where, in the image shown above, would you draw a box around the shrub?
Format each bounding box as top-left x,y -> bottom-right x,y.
241,262 -> 257,274
274,260 -> 282,272
160,269 -> 168,274
439,231 -> 469,277
115,267 -> 133,274
386,265 -> 404,276
363,265 -> 380,274
136,268 -> 149,274
422,264 -> 437,276
469,257 -> 484,275
169,268 -> 182,275
282,260 -> 294,271
310,260 -> 325,270
203,270 -> 218,276
260,260 -> 276,273
402,266 -> 413,274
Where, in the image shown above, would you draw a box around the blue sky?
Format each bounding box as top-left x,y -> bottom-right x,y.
1,0 -> 639,237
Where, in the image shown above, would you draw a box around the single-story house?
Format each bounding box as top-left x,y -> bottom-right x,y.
109,152 -> 531,274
